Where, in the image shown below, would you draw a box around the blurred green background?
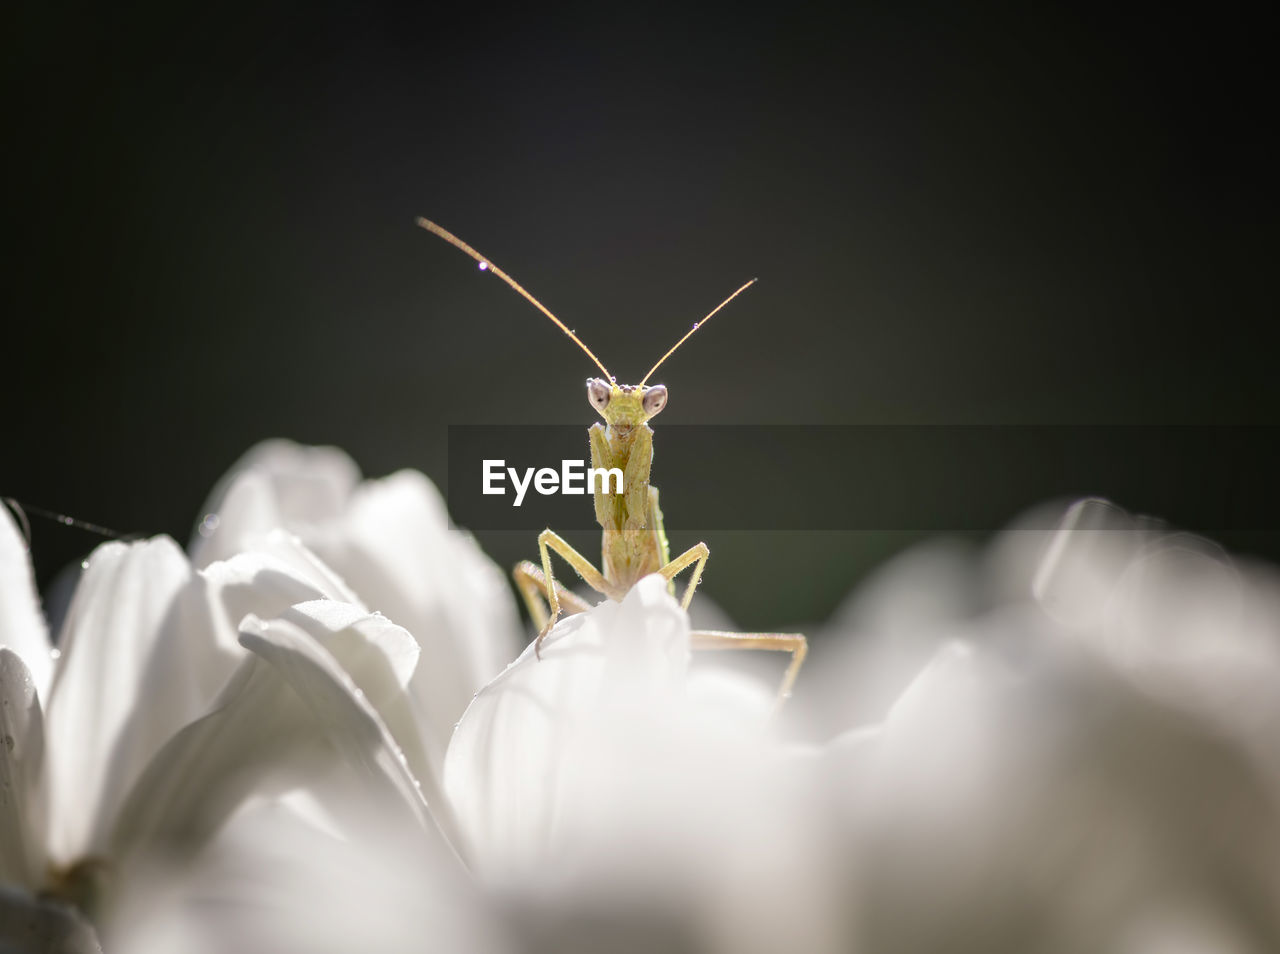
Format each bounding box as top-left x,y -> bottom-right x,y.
5,3 -> 1276,630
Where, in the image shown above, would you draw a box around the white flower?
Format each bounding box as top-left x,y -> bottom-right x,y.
12,444 -> 1280,954
844,640 -> 1280,953
108,793 -> 506,954
1033,497 -> 1280,779
0,505 -> 454,947
444,574 -> 845,954
190,439 -> 522,783
807,498 -> 1280,952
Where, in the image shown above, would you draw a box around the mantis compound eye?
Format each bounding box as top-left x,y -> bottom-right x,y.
587,378 -> 612,413
642,384 -> 668,417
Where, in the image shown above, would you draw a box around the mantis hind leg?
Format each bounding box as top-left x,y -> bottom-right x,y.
691,630 -> 809,709
658,533 -> 807,708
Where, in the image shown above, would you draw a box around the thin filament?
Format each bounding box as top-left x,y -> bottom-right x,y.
2,498 -> 129,542
640,278 -> 757,385
416,217 -> 612,379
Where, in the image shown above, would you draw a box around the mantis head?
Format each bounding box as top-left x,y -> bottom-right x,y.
587,378 -> 667,426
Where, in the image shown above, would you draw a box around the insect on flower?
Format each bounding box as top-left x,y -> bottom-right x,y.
417,218 -> 807,701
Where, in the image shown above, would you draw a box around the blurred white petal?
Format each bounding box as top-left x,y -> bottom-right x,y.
1033,499 -> 1280,780
0,505 -> 53,701
1032,496 -> 1163,629
799,538 -> 982,736
189,440 -> 360,566
108,793 -> 505,954
0,884 -> 100,954
0,649 -> 46,886
847,634 -> 1280,952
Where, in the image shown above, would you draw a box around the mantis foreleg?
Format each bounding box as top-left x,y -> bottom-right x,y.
658,542 -> 709,610
531,528 -> 613,655
513,561 -> 596,632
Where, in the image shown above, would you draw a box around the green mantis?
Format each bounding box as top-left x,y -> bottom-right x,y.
417,218 -> 807,701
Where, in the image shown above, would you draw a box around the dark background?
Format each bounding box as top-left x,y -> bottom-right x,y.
6,2 -> 1276,630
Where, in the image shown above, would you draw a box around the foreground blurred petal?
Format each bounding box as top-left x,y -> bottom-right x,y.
108,794 -> 508,954
800,539 -> 982,735
1032,497 -> 1162,629
851,640 -> 1280,952
0,649 -> 46,886
0,505 -> 53,700
0,884 -> 100,954
1034,499 -> 1280,779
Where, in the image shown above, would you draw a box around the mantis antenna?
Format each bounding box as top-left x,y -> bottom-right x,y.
416,217 -> 612,380
639,278 -> 757,386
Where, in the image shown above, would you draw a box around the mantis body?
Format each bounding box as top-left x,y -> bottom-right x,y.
417,218 -> 807,701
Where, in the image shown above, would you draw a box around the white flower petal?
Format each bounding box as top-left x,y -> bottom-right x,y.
0,505 -> 53,701
237,611 -> 451,844
107,793 -> 504,954
446,577 -> 840,952
210,530 -> 364,606
276,600 -> 418,695
271,600 -> 439,805
1032,497 -> 1162,629
853,645 -> 1280,952
44,536 -> 351,865
107,656 -> 317,862
198,549 -> 333,649
191,442 -> 521,783
42,537 -> 194,863
341,469 -> 519,682
0,649 -> 46,887
189,440 -> 361,567
109,605 -> 452,862
1030,500 -> 1280,775
802,538 -> 981,736
443,575 -> 689,872
311,470 -> 522,776
135,551 -> 330,753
